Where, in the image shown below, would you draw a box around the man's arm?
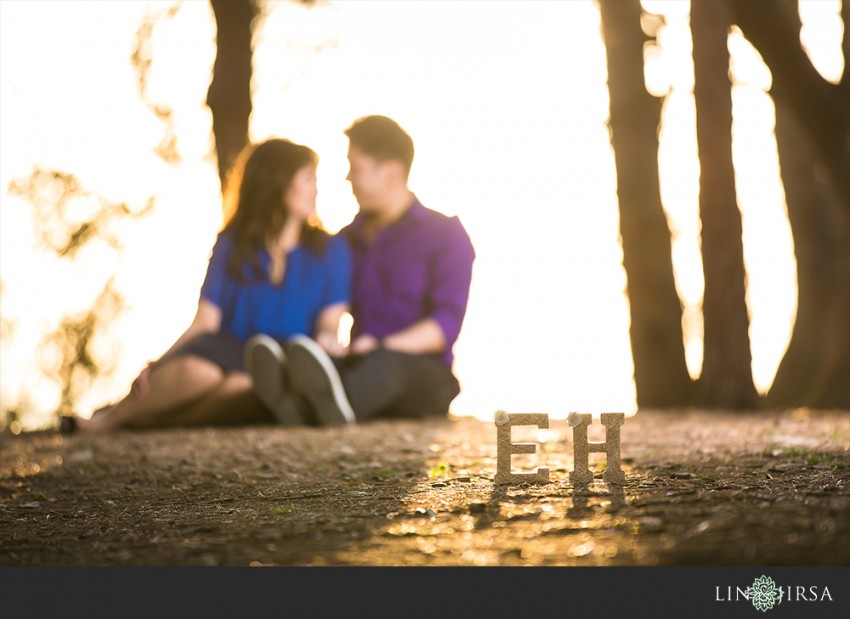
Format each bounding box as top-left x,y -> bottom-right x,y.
350,217 -> 475,356
350,318 -> 446,355
384,318 -> 446,353
425,217 -> 475,350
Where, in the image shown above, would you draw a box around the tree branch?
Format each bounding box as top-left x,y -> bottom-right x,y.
730,0 -> 850,209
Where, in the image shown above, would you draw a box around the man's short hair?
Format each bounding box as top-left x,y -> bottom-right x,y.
345,115 -> 414,178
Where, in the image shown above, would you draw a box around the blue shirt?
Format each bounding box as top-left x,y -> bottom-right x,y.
341,197 -> 475,367
200,231 -> 352,343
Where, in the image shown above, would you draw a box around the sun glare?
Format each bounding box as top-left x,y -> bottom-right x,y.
0,0 -> 844,428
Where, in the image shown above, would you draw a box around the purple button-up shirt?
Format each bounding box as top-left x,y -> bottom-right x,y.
340,197 -> 475,367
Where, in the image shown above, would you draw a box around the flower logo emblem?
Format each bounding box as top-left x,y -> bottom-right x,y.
745,575 -> 782,612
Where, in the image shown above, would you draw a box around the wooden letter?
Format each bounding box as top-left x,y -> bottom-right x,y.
568,412 -> 626,484
494,410 -> 550,484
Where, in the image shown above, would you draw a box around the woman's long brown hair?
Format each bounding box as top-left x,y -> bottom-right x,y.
220,138 -> 329,282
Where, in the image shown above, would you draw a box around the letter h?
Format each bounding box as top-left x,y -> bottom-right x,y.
568,413 -> 625,484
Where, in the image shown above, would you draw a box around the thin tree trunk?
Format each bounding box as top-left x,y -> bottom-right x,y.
691,0 -> 759,409
207,0 -> 258,192
598,0 -> 694,408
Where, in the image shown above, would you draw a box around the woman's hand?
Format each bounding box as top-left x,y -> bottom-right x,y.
316,331 -> 348,358
314,302 -> 352,357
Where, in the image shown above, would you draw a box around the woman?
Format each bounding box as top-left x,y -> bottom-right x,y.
63,138 -> 351,433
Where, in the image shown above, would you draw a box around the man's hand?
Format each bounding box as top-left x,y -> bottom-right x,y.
349,334 -> 381,356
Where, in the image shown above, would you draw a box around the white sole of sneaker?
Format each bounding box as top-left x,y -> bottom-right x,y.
286,334 -> 356,426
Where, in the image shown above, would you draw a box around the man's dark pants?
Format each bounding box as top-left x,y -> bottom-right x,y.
333,349 -> 460,421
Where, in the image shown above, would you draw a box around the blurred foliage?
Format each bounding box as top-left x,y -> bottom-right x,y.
8,166 -> 154,258
5,168 -> 154,423
46,279 -> 125,416
0,280 -> 14,343
131,0 -> 183,165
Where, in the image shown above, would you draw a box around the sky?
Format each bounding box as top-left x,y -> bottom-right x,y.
0,0 -> 844,429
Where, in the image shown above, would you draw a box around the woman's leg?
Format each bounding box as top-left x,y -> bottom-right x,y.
154,371 -> 273,428
78,355 -> 225,432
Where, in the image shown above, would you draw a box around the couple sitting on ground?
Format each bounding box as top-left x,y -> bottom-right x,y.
63,115 -> 476,433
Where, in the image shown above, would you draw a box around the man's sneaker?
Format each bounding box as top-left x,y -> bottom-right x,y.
244,334 -> 304,426
284,334 -> 356,426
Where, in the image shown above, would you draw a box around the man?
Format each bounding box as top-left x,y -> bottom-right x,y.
246,115 -> 475,424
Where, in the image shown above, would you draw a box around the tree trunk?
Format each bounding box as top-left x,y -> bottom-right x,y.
768,101 -> 850,409
731,0 -> 850,213
691,0 -> 760,409
764,2 -> 850,409
207,0 -> 258,192
598,0 -> 695,408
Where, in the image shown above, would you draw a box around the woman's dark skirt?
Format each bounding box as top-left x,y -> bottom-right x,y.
156,332 -> 248,373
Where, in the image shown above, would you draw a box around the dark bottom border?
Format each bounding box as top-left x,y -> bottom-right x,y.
1,566 -> 848,618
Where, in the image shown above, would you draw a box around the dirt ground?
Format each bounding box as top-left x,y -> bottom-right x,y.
1,407 -> 848,567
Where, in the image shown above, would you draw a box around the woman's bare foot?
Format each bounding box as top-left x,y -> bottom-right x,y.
78,414 -> 116,433
91,405 -> 115,420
